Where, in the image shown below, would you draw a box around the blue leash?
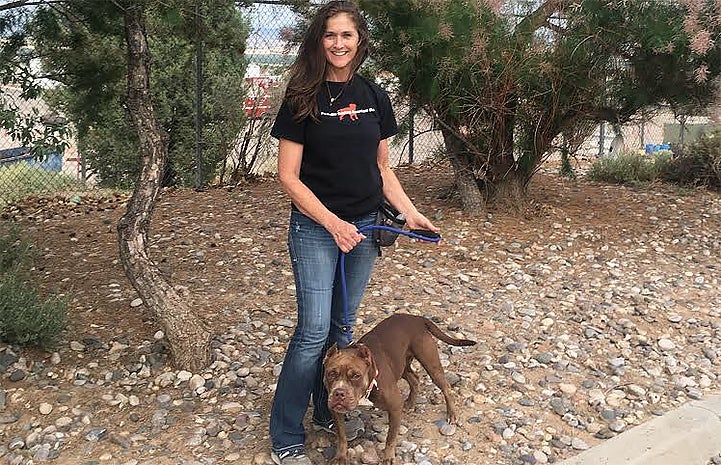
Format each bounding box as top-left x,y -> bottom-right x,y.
339,225 -> 441,345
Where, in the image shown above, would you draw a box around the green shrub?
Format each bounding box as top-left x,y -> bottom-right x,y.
0,222 -> 67,349
660,130 -> 721,190
0,223 -> 37,274
0,274 -> 67,348
587,150 -> 673,186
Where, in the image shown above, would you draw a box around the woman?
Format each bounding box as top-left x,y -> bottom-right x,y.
268,2 -> 439,464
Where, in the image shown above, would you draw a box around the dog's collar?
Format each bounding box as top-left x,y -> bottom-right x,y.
364,367 -> 379,399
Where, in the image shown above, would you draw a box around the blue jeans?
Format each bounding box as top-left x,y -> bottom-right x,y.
270,209 -> 379,455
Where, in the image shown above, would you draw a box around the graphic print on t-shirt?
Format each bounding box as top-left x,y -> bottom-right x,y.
320,104 -> 376,122
339,103 -> 358,121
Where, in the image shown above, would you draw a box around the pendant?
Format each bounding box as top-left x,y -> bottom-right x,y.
330,97 -> 335,104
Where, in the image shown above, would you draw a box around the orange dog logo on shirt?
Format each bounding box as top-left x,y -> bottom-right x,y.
339,103 -> 359,121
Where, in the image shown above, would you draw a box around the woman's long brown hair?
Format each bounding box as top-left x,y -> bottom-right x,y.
285,1 -> 370,122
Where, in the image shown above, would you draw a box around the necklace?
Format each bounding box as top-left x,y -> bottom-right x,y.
326,77 -> 351,105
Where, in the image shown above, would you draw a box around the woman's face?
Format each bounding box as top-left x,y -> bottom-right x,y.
323,13 -> 359,79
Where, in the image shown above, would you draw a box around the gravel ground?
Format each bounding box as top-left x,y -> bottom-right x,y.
1,163 -> 720,465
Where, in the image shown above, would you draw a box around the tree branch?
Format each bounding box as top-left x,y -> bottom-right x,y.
0,1 -> 31,11
514,0 -> 574,44
0,0 -> 65,12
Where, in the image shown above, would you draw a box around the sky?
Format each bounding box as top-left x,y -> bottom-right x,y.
243,2 -> 297,51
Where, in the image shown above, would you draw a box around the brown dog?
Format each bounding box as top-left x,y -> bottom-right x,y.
323,313 -> 476,465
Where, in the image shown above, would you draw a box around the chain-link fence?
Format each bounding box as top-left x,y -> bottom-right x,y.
0,85 -> 88,209
1,2 -> 717,209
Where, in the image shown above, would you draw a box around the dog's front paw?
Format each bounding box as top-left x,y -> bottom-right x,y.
381,449 -> 397,465
446,408 -> 460,426
330,454 -> 350,465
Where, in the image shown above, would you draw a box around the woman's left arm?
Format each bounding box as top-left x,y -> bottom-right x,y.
377,139 -> 439,232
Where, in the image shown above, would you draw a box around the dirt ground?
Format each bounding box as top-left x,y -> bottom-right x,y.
2,161 -> 721,465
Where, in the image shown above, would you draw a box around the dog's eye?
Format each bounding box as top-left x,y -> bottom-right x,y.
349,372 -> 361,380
327,370 -> 338,379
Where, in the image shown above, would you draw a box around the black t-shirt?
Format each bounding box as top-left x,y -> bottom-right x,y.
271,74 -> 398,219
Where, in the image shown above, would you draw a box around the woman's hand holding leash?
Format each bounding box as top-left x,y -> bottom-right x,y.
405,211 -> 440,243
328,217 -> 366,253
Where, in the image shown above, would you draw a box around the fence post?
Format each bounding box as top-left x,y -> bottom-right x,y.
678,115 -> 687,146
81,153 -> 87,181
639,121 -> 645,149
407,106 -> 415,164
598,121 -> 605,157
194,1 -> 204,189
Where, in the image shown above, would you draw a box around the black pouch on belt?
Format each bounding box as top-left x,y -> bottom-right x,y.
373,201 -> 406,247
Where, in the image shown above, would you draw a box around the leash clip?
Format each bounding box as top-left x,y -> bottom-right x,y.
341,325 -> 353,344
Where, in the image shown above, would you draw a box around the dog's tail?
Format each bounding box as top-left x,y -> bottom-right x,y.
423,318 -> 476,347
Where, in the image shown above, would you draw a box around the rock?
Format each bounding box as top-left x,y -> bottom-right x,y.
533,450 -> 549,464
702,347 -> 717,362
534,353 -> 553,364
658,338 -> 676,351
608,420 -> 626,433
8,370 -> 26,381
0,413 -> 18,424
39,402 -> 53,415
189,374 -> 206,391
559,383 -> 577,395
0,352 -> 19,371
54,416 -> 73,430
571,438 -> 590,450
439,422 -> 457,436
85,428 -> 109,441
686,387 -> 704,400
34,444 -> 51,461
177,371 -> 192,382
69,341 -> 85,351
221,402 -> 243,414
8,438 -> 24,450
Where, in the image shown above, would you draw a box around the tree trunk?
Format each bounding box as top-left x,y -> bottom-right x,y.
441,128 -> 485,214
119,5 -> 211,372
441,126 -> 529,211
491,174 -> 528,210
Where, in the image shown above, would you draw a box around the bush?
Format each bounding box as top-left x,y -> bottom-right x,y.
0,223 -> 37,274
0,222 -> 67,349
0,274 -> 67,348
660,130 -> 721,190
587,151 -> 673,186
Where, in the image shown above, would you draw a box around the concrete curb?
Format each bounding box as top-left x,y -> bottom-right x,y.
558,395 -> 721,465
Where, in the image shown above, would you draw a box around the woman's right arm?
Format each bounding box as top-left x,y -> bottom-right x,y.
277,138 -> 365,252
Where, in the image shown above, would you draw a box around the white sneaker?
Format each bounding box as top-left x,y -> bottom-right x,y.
271,449 -> 313,465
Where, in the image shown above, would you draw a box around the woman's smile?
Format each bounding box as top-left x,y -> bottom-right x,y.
324,13 -> 359,81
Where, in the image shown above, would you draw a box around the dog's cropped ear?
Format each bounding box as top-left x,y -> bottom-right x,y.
324,343 -> 339,363
355,343 -> 373,365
